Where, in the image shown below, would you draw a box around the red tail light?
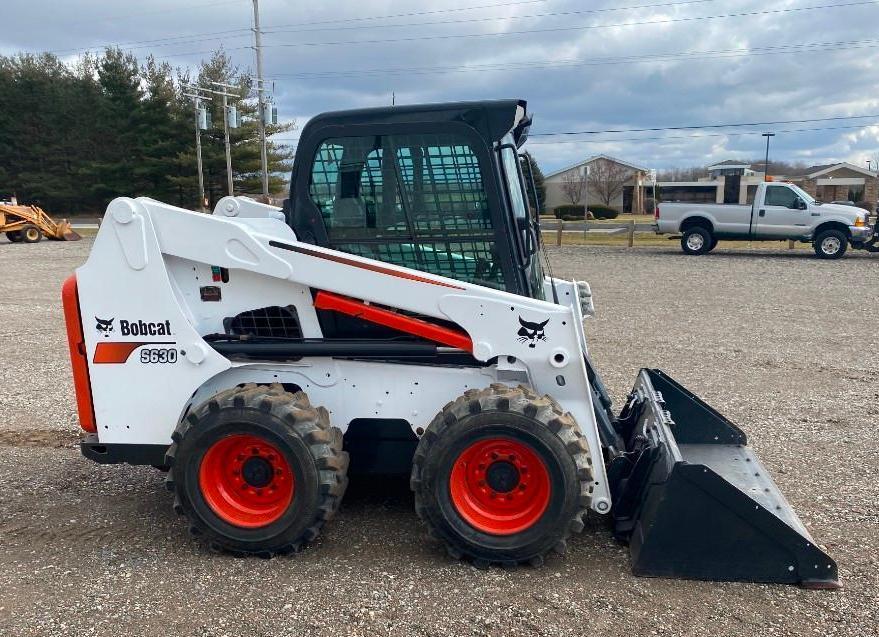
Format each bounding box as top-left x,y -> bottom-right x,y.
654,205 -> 660,220
62,275 -> 96,433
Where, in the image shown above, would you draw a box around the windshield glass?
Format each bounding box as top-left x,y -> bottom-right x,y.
787,183 -> 815,203
500,135 -> 528,221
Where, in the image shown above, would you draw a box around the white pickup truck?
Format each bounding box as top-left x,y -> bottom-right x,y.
654,181 -> 874,259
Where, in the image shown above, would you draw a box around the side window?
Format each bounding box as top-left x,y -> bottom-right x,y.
765,186 -> 799,209
307,132 -> 504,290
308,137 -> 408,239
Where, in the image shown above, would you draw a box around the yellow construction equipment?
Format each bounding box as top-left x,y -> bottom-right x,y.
0,204 -> 81,242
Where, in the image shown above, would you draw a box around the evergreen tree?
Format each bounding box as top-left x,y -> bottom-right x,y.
136,56 -> 192,204
0,47 -> 296,213
522,151 -> 547,214
85,48 -> 146,203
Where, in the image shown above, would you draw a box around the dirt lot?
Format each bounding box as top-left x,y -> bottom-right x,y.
1,237 -> 877,637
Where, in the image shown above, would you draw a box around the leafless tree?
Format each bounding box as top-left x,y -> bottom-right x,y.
560,170 -> 587,205
588,158 -> 632,206
656,166 -> 705,182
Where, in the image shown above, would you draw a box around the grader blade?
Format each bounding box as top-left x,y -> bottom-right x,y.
608,369 -> 839,588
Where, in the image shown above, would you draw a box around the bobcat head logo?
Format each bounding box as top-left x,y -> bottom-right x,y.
95,317 -> 114,337
517,317 -> 549,348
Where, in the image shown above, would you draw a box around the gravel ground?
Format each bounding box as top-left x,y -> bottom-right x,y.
0,237 -> 877,636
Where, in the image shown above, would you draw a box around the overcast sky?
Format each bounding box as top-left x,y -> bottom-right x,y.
5,0 -> 879,173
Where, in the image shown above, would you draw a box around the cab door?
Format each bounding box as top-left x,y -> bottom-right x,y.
755,185 -> 808,238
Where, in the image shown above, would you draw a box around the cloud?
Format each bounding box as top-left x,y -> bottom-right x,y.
4,0 -> 879,173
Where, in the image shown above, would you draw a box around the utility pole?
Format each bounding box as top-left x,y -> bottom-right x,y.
211,82 -> 241,196
183,92 -> 207,211
762,132 -> 775,182
252,0 -> 269,199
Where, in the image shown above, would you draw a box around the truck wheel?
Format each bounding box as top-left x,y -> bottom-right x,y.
706,237 -> 719,253
680,227 -> 712,255
813,229 -> 848,259
5,231 -> 22,243
411,384 -> 593,568
165,383 -> 348,556
20,225 -> 42,243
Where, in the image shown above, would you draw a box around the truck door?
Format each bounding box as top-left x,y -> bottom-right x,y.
755,185 -> 807,238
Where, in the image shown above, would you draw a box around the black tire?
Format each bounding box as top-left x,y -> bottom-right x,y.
165,383 -> 348,556
20,224 -> 42,243
680,226 -> 712,255
5,231 -> 22,243
813,229 -> 848,259
706,237 -> 719,253
410,384 -> 593,568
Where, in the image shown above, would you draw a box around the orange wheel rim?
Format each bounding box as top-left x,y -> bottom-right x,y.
198,434 -> 295,528
449,437 -> 550,535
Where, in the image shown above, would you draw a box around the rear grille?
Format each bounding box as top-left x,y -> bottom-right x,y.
224,306 -> 302,339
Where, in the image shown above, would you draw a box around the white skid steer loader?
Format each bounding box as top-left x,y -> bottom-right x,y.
62,100 -> 838,587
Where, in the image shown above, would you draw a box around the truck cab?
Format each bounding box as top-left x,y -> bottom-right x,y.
656,181 -> 873,259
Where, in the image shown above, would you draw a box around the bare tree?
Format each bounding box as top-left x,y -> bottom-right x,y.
588,158 -> 632,206
560,170 -> 587,205
656,166 -> 705,182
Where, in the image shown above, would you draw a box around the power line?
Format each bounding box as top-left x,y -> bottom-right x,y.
262,0 -> 723,35
264,38 -> 879,80
259,1 -> 879,49
526,122 -> 879,145
60,0 -> 246,28
270,115 -> 879,145
533,113 -> 879,137
44,0 -> 718,58
50,28 -> 251,56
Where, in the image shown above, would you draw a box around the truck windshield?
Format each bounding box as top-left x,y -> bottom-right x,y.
787,183 -> 815,204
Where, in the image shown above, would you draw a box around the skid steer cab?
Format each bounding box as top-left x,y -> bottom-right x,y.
62,99 -> 838,587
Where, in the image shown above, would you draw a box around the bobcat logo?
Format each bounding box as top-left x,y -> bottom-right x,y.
517,317 -> 549,348
95,317 -> 115,337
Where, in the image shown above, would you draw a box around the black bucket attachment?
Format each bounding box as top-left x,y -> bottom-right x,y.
607,369 -> 839,588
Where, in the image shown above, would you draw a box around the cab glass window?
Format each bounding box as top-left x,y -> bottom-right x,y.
308,133 -> 504,289
764,185 -> 800,209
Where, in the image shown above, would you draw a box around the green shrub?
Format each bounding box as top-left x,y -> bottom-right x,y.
588,205 -> 619,219
553,205 -> 586,220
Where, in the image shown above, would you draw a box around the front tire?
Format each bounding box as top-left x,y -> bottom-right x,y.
681,226 -> 712,255
5,231 -> 22,243
813,229 -> 847,259
411,384 -> 593,567
165,383 -> 348,556
20,224 -> 42,243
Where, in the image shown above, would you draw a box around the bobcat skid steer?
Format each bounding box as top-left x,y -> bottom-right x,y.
62,100 -> 838,587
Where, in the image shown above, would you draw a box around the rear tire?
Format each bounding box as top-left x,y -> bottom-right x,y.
165,383 -> 348,556
680,226 -> 712,255
5,231 -> 22,243
813,229 -> 847,259
411,384 -> 593,568
20,225 -> 42,243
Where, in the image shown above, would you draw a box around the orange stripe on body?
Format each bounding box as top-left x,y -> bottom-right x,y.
93,342 -> 152,364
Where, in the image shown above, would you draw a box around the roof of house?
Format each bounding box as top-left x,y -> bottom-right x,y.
799,162 -> 877,178
545,154 -> 648,179
707,159 -> 751,169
